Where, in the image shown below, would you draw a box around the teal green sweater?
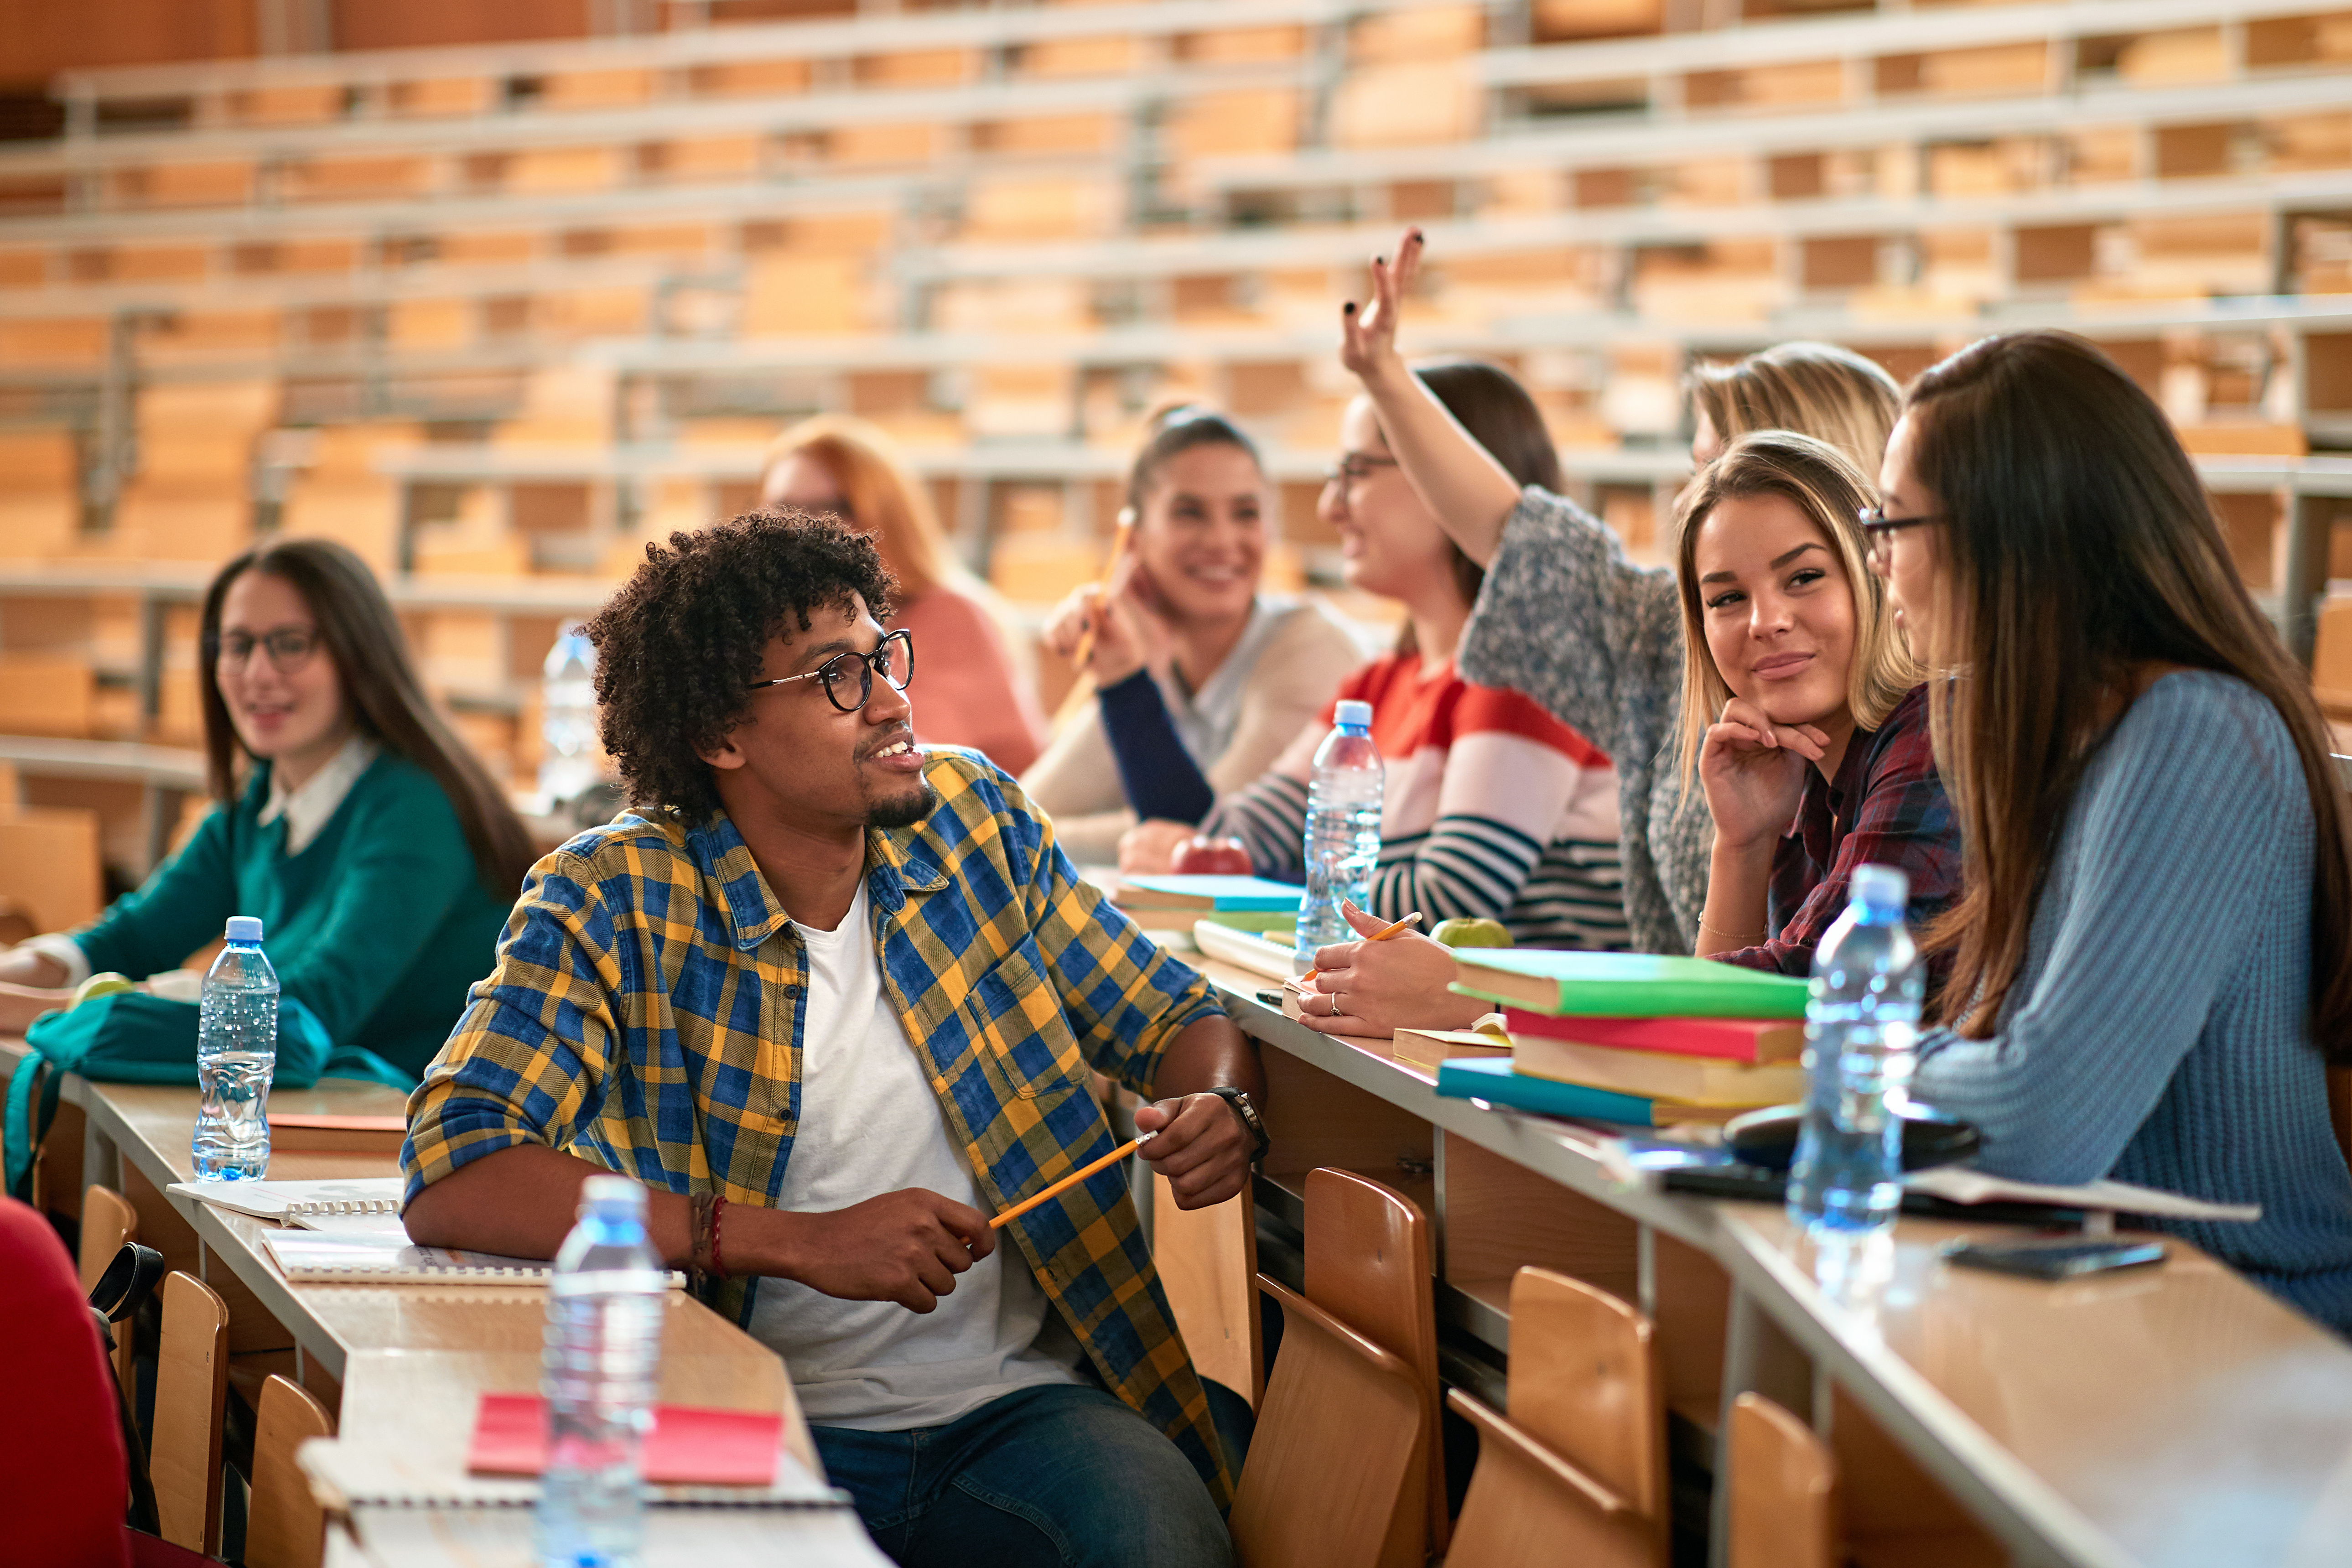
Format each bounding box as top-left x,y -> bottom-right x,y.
71,751 -> 512,1079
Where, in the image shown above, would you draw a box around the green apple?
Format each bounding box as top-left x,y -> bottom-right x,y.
73,972 -> 137,1007
1430,917 -> 1512,950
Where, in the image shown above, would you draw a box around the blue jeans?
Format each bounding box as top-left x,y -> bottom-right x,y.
812,1383 -> 1233,1568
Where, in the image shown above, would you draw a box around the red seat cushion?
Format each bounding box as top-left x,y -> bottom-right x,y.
0,1195 -> 134,1568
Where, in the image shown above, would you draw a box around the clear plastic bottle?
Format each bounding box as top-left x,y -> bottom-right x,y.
192,916 -> 278,1181
539,626 -> 601,806
538,1176 -> 666,1568
1293,698 -> 1385,968
1786,864 -> 1924,1239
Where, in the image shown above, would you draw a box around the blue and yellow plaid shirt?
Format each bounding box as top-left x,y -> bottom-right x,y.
401,750 -> 1232,1497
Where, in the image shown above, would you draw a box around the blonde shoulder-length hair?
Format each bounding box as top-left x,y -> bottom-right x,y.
760,415 -> 956,601
1673,430 -> 1920,784
1686,341 -> 1902,476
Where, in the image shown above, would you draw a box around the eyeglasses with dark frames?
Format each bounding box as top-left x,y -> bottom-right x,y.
1323,453 -> 1402,486
208,625 -> 322,671
745,628 -> 914,713
1858,507 -> 1947,553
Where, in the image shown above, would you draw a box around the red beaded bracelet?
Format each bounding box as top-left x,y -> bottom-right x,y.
708,1193 -> 729,1279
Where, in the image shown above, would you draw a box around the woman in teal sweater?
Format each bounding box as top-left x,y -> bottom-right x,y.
0,539 -> 535,1079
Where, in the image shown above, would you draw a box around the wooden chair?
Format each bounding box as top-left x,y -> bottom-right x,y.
1229,1168 -> 1436,1568
78,1183 -> 140,1393
1443,1267 -> 1667,1568
244,1373 -> 333,1568
1153,1169 -> 1263,1404
1727,1393 -> 1837,1568
151,1270 -> 229,1557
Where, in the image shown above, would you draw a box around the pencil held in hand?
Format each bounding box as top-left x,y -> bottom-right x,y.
1070,513 -> 1136,672
1288,911 -> 1423,992
990,1132 -> 1158,1230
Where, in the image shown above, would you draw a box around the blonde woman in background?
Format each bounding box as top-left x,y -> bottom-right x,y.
1338,227 -> 1904,955
1028,406 -> 1362,865
762,415 -> 1049,774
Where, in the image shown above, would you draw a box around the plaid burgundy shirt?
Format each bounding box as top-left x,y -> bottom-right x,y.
400,750 -> 1232,1499
1715,685 -> 1958,990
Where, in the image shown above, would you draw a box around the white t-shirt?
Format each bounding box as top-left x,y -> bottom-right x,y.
745,883 -> 1085,1430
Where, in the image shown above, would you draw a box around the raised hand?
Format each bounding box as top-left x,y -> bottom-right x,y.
1698,696 -> 1827,852
1339,227 -> 1425,386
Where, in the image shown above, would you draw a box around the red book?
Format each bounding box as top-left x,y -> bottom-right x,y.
467,1393 -> 782,1487
1502,1007 -> 1803,1064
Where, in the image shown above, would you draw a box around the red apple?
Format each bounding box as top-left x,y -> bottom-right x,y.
1169,835 -> 1253,877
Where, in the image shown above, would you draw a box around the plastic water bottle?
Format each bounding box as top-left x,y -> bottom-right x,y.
1786,865 -> 1924,1239
540,626 -> 601,805
1293,698 -> 1385,967
539,1176 -> 666,1568
192,916 -> 278,1181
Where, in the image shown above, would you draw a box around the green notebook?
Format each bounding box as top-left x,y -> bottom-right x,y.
1447,950 -> 1811,1019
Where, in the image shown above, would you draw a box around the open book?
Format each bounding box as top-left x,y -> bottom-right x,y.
171,1176 -> 410,1238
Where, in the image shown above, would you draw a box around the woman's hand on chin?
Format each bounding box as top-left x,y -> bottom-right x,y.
1699,696 -> 1825,851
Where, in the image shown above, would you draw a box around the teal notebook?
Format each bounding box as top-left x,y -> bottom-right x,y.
1119,875 -> 1305,913
1448,950 -> 1810,1019
1435,1057 -> 1669,1126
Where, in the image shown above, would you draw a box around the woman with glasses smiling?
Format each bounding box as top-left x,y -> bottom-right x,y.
0,538 -> 534,1076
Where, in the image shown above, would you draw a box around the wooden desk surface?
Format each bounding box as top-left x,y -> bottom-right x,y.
1194,958 -> 2352,1568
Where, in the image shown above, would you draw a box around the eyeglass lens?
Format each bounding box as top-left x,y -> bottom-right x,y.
817,631 -> 914,712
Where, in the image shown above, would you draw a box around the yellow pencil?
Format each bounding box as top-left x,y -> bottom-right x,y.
1287,911 -> 1424,993
1069,513 -> 1136,672
991,1131 -> 1158,1230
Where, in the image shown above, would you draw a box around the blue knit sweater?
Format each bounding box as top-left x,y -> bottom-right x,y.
1912,672 -> 2352,1333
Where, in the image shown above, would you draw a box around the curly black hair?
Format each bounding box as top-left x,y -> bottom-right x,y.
585,511 -> 897,822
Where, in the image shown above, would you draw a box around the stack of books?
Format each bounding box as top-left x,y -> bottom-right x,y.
1435,951 -> 1814,1128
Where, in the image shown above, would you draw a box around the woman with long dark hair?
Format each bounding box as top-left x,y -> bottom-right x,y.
1881,330 -> 2352,1330
0,538 -> 534,1077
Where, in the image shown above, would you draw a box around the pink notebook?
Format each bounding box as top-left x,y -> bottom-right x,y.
467,1393 -> 783,1487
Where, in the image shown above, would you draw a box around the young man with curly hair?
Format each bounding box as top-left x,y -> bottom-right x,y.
401,513 -> 1263,1567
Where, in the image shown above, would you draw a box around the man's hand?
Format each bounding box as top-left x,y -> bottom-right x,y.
750,1188 -> 996,1314
1136,1093 -> 1252,1210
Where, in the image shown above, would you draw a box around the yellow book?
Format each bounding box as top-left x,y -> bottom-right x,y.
1511,1033 -> 1806,1108
1391,1028 -> 1511,1074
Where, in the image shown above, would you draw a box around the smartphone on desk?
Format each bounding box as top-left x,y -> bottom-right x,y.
1942,1237 -> 2167,1281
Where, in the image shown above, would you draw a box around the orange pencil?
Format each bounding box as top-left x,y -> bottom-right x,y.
991,1131 -> 1158,1230
1070,512 -> 1136,672
1286,911 -> 1424,993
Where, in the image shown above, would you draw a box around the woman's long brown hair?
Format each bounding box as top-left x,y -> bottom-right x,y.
1907,331 -> 2352,1059
198,538 -> 538,900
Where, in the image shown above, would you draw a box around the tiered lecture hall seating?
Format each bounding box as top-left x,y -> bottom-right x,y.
4,3 -> 2352,1563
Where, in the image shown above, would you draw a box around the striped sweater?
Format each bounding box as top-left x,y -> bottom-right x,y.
1200,654 -> 1630,950
1912,672 -> 2352,1333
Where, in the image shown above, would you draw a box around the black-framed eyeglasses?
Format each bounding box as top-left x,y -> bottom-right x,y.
1323,453 -> 1401,486
207,626 -> 322,671
1858,507 -> 1947,551
745,628 -> 914,713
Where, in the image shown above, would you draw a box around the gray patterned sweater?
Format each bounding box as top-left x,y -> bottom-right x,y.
1913,672 -> 2352,1332
1458,486 -> 1713,955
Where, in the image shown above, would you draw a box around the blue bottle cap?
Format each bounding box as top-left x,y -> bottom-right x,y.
1333,699 -> 1374,730
224,915 -> 264,943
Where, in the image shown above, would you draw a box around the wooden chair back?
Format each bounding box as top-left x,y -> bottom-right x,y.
1301,1166 -> 1442,1563
78,1183 -> 140,1393
151,1270 -> 229,1556
1153,1169 -> 1264,1404
1228,1278 -> 1424,1568
245,1373 -> 334,1568
1230,1168 -> 1437,1568
1727,1393 -> 1838,1568
1443,1267 -> 1667,1568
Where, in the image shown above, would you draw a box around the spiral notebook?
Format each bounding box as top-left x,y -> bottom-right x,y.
170,1176 -> 411,1238
260,1229 -> 565,1283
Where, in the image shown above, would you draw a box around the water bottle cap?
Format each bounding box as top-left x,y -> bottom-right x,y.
224,915 -> 264,944
581,1175 -> 646,1214
1851,864 -> 1909,910
1333,700 -> 1374,731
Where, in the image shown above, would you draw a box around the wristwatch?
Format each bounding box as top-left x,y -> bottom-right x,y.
1201,1086 -> 1271,1163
